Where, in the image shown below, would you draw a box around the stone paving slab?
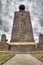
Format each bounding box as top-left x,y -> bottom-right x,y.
3,54 -> 43,65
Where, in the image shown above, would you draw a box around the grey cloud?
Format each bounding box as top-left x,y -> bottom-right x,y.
0,1 -> 1,10
39,19 -> 43,27
3,26 -> 9,32
2,21 -> 10,32
27,0 -> 32,2
20,0 -> 24,2
0,19 -> 3,31
0,19 -> 2,25
0,0 -> 43,43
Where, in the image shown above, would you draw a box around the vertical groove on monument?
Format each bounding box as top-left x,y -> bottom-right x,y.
10,5 -> 34,42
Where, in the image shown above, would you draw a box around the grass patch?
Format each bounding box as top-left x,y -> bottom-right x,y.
30,52 -> 43,62
0,52 -> 14,62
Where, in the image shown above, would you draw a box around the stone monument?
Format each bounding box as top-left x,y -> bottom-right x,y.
37,34 -> 43,50
0,34 -> 8,51
10,4 -> 34,42
39,34 -> 43,43
1,34 -> 7,44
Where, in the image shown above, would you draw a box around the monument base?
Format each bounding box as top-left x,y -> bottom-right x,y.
8,42 -> 38,53
37,42 -> 43,51
0,43 -> 8,51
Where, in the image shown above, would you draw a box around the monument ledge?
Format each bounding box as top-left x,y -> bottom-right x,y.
9,42 -> 35,45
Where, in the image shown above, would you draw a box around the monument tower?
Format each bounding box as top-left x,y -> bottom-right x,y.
10,4 -> 34,42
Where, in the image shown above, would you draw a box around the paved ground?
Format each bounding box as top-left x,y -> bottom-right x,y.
3,54 -> 43,65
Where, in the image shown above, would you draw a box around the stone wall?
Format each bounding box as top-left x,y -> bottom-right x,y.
0,34 -> 37,52
0,34 -> 8,51
0,34 -> 43,52
0,43 -> 8,51
39,34 -> 43,43
37,34 -> 43,51
8,45 -> 36,52
1,34 -> 7,44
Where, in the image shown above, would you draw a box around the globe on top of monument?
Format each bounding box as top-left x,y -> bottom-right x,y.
19,4 -> 25,11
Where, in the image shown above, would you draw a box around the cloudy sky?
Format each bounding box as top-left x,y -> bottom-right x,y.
0,0 -> 43,43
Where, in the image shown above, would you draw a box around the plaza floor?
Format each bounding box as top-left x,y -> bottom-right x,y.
3,54 -> 43,65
